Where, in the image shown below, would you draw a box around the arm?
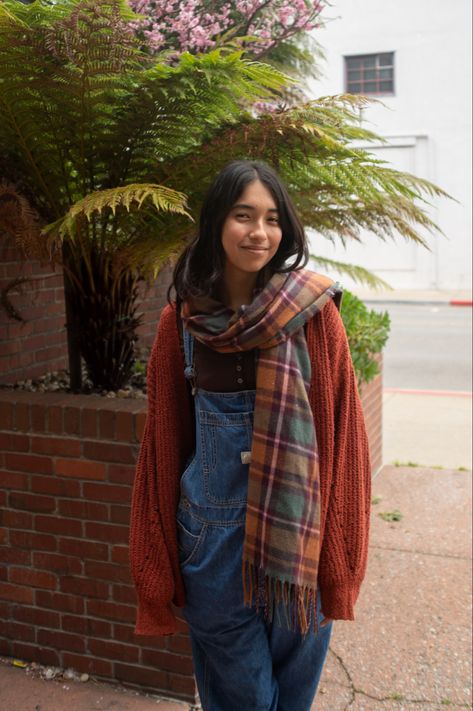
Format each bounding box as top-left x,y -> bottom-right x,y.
308,299 -> 372,620
129,304 -> 194,635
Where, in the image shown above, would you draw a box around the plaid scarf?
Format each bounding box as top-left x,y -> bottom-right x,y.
181,269 -> 341,633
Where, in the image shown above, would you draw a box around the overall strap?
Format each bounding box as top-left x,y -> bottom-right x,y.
182,325 -> 196,393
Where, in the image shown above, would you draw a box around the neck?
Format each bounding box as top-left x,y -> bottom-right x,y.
222,267 -> 258,312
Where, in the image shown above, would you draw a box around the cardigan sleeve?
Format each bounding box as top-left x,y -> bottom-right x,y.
310,299 -> 372,621
129,304 -> 193,635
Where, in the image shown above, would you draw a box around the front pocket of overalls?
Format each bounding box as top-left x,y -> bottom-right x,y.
176,504 -> 207,569
199,410 -> 253,505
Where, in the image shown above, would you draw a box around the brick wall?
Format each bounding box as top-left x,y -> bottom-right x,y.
360,357 -> 383,475
0,391 -> 197,703
0,246 -> 171,384
0,365 -> 382,702
0,244 -> 68,383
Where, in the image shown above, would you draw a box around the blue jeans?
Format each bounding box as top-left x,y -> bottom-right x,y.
179,331 -> 332,711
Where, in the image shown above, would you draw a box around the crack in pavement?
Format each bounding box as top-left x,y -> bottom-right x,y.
328,647 -> 471,709
370,545 -> 472,561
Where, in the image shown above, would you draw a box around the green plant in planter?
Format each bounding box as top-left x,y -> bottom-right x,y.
0,0 -> 448,392
340,290 -> 390,387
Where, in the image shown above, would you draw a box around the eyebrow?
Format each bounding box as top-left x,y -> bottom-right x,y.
232,203 -> 279,213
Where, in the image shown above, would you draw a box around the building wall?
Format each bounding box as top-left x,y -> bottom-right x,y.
309,0 -> 472,290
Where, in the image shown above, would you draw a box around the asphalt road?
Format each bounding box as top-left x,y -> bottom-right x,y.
369,302 -> 473,392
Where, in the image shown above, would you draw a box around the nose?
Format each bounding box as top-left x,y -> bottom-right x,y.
248,220 -> 267,240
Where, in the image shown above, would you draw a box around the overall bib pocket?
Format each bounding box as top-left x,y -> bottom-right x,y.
199,410 -> 253,506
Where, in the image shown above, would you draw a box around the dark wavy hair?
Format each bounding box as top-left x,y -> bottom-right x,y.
168,160 -> 308,304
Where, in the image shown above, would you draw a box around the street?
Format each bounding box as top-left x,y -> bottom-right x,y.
370,302 -> 472,392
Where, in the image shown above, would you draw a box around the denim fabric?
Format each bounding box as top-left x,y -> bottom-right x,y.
179,328 -> 332,711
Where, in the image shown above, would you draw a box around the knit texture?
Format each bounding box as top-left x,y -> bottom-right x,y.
129,298 -> 371,635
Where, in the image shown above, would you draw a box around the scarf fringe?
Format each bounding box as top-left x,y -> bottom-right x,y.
243,560 -> 318,635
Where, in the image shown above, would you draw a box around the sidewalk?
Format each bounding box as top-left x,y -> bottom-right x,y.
1,463 -> 471,710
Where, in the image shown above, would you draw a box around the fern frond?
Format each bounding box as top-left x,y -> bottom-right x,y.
309,255 -> 392,290
44,183 -> 190,244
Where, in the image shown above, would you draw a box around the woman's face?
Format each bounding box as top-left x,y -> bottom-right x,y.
221,179 -> 283,284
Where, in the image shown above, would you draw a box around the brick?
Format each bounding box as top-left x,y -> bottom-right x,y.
47,405 -> 63,434
62,652 -> 112,678
13,605 -> 60,629
0,582 -> 34,604
1,471 -> 29,490
10,530 -> 57,551
167,672 -> 198,698
83,440 -> 136,464
60,577 -> 109,599
31,404 -> 46,432
114,663 -> 168,690
115,411 -> 133,442
55,458 -> 106,480
0,432 -> 29,452
112,584 -> 136,605
64,407 -> 80,436
81,407 -> 98,438
33,552 -> 82,576
35,515 -> 82,537
14,403 -> 30,431
11,642 -> 60,667
2,509 -> 34,530
0,639 -> 12,656
141,648 -> 194,675
2,620 -> 37,643
0,528 -> 7,545
135,412 -> 147,443
110,505 -> 130,525
9,567 -> 56,590
31,435 -> 81,458
31,475 -> 80,497
167,634 -> 193,655
113,623 -> 137,644
108,464 -> 136,485
87,599 -> 136,623
38,628 -> 85,653
9,492 -> 56,513
62,614 -> 111,638
99,410 -> 115,440
36,590 -> 84,615
0,401 -> 13,429
85,521 -> 129,544
0,546 -> 31,566
84,561 -> 131,585
89,638 -> 140,663
4,452 -> 53,474
58,537 -> 108,561
111,546 -> 129,565
58,499 -> 108,521
83,482 -> 130,504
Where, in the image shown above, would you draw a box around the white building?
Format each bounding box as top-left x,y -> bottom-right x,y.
308,0 -> 472,291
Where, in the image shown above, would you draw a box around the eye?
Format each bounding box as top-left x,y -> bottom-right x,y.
235,212 -> 250,219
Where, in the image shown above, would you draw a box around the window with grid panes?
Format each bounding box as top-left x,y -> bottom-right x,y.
345,53 -> 394,95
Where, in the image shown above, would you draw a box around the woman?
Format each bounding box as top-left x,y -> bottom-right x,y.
129,160 -> 371,710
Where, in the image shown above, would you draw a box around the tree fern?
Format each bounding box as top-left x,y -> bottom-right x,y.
0,1 -> 450,389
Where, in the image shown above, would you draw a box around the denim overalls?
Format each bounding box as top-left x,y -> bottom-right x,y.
178,327 -> 332,711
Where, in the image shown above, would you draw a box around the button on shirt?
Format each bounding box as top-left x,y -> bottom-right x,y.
194,340 -> 257,392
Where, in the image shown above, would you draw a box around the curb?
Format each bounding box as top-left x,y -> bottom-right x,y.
362,298 -> 472,306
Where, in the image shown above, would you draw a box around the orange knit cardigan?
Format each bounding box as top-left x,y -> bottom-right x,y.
129,300 -> 371,635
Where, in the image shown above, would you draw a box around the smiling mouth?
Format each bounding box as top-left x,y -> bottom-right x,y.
241,246 -> 269,252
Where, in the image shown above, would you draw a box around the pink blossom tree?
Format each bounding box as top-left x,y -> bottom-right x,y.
129,0 -> 324,57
